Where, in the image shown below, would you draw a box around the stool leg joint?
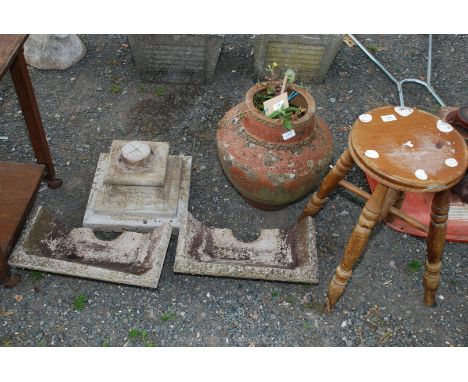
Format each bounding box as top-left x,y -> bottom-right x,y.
300,149 -> 354,220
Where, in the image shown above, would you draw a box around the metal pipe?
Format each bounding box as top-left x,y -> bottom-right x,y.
349,34 -> 445,108
427,34 -> 433,85
400,78 -> 446,106
348,34 -> 400,87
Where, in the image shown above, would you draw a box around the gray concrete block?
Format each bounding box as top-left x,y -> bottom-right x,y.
174,213 -> 318,283
9,207 -> 172,288
253,34 -> 343,83
128,34 -> 223,84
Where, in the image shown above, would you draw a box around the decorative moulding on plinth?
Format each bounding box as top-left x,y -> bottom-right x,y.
83,140 -> 192,232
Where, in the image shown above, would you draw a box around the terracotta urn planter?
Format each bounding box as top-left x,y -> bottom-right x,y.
217,83 -> 334,209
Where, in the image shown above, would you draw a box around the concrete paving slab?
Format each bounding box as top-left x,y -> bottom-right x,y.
174,213 -> 318,283
9,207 -> 172,288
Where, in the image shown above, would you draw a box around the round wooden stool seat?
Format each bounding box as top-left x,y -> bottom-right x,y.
349,106 -> 468,193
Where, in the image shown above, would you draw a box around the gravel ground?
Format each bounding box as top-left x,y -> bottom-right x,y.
0,34 -> 466,347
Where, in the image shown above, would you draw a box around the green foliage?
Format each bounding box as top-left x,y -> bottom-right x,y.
285,68 -> 296,83
128,328 -> 141,339
254,91 -> 274,111
128,329 -> 155,347
265,62 -> 278,80
154,85 -> 165,97
268,106 -> 302,130
109,84 -> 122,94
271,291 -> 279,298
1,338 -> 13,346
31,270 -> 45,281
407,259 -> 422,273
366,44 -> 381,54
73,294 -> 88,311
160,311 -> 176,322
303,321 -> 314,330
102,339 -> 110,347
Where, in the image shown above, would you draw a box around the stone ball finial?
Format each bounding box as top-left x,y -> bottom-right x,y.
24,34 -> 86,70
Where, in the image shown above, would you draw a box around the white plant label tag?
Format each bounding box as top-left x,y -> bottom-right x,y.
264,93 -> 289,116
282,130 -> 296,140
381,114 -> 397,122
273,100 -> 285,111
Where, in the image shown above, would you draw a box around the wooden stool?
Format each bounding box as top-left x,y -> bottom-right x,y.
300,106 -> 468,312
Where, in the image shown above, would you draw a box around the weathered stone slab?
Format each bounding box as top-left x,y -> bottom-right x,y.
9,207 -> 172,288
174,213 -> 318,283
24,34 -> 86,70
83,153 -> 192,232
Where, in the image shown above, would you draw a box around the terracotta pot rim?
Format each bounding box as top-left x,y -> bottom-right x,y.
245,82 -> 317,128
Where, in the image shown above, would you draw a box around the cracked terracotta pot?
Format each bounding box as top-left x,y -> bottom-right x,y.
217,83 -> 333,209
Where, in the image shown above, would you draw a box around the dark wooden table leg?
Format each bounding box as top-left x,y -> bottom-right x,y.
423,190 -> 450,307
0,246 -> 21,288
300,149 -> 354,219
325,182 -> 388,312
9,48 -> 62,189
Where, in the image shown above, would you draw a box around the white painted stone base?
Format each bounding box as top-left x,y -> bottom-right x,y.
83,154 -> 192,232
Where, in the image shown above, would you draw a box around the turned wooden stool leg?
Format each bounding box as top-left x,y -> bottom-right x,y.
300,149 -> 354,219
9,48 -> 62,189
380,189 -> 405,221
325,182 -> 388,312
0,246 -> 21,288
423,190 -> 450,306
